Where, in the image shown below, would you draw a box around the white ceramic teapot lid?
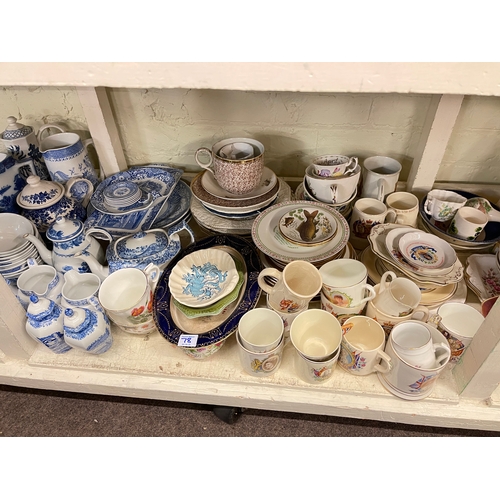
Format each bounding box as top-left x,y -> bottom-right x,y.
46,216 -> 84,242
16,175 -> 64,209
1,116 -> 33,140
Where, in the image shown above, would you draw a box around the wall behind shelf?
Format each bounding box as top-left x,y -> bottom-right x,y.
1,87 -> 500,185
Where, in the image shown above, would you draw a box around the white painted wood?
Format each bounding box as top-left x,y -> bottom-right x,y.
0,277 -> 36,360
453,298 -> 500,399
406,94 -> 464,195
2,63 -> 500,95
76,87 -> 127,177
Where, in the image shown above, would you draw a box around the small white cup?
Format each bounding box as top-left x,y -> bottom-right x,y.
372,271 -> 421,317
390,321 -> 450,369
361,156 -> 402,201
447,206 -> 488,241
305,164 -> 360,204
339,316 -> 392,375
319,258 -> 376,308
320,291 -> 367,325
238,308 -> 284,353
294,345 -> 340,384
310,154 -> 358,178
385,192 -> 420,227
290,309 -> 343,361
424,189 -> 467,222
236,332 -> 284,377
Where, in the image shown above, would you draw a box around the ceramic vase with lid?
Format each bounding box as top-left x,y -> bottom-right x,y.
25,294 -> 72,354
16,175 -> 92,233
63,306 -> 112,354
0,116 -> 50,180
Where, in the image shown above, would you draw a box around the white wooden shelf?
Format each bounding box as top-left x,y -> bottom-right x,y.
1,62 -> 500,432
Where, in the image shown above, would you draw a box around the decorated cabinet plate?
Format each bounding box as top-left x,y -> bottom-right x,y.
278,206 -> 337,246
398,231 -> 456,270
153,235 -> 262,347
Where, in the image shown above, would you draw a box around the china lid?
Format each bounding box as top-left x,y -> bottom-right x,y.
46,216 -> 84,242
16,175 -> 64,209
1,116 -> 33,140
27,294 -> 60,320
64,307 -> 94,333
114,229 -> 170,260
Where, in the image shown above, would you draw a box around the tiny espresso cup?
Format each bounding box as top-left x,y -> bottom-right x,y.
361,156 -> 402,201
98,263 -> 160,334
258,260 -> 323,313
311,154 -> 358,178
349,198 -> 397,243
194,137 -> 264,195
390,321 -> 450,369
339,315 -> 392,375
424,189 -> 467,222
238,308 -> 284,353
447,206 -> 488,241
385,192 -> 420,227
319,258 -> 376,308
372,271 -> 421,317
365,284 -> 430,337
430,302 -> 485,363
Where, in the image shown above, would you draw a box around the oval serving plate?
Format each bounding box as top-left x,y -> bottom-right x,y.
398,230 -> 455,270
153,235 -> 262,347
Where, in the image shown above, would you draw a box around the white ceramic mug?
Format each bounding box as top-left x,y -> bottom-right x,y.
289,309 -> 343,361
319,258 -> 376,308
266,294 -> 304,343
385,192 -> 420,227
310,154 -> 358,178
349,198 -> 397,245
98,263 -> 160,334
305,164 -> 360,204
372,271 -> 421,317
258,260 -> 323,313
361,156 -> 402,201
424,189 -> 467,222
320,291 -> 367,325
390,321 -> 450,369
238,308 -> 284,353
364,284 -> 430,337
195,137 -> 264,195
430,303 -> 485,363
339,316 -> 392,375
447,206 -> 488,241
378,320 -> 451,400
236,332 -> 284,377
294,345 -> 340,384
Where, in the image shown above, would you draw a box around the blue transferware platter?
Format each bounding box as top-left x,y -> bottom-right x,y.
152,180 -> 191,229
153,234 -> 262,348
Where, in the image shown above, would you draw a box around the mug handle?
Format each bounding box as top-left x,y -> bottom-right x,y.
85,227 -> 113,243
423,198 -> 433,216
377,179 -> 385,201
344,156 -> 358,175
36,123 -> 66,142
167,219 -> 196,248
385,208 -> 398,223
410,305 -> 430,323
373,350 -> 392,374
434,342 -> 451,365
357,284 -> 377,306
257,268 -> 282,294
65,177 -> 94,208
195,147 -> 214,171
378,271 -> 396,294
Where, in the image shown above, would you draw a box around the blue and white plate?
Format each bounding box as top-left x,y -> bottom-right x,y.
152,180 -> 191,229
153,234 -> 262,348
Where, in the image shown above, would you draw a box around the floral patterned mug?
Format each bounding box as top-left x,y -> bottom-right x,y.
98,263 -> 160,334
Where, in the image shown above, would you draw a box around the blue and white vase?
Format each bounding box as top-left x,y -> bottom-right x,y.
1,116 -> 50,181
25,295 -> 72,354
63,306 -> 112,355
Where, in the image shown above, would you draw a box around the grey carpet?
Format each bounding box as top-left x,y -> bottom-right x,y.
0,384 -> 498,437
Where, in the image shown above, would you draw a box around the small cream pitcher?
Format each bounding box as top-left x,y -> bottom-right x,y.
38,125 -> 99,186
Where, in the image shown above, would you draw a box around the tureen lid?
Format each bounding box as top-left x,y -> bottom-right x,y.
114,229 -> 170,260
1,116 -> 33,140
16,175 -> 64,209
46,216 -> 84,242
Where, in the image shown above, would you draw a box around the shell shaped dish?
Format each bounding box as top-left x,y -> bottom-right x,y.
168,248 -> 239,307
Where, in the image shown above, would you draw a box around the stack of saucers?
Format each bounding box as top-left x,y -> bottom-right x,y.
365,223 -> 465,308
102,181 -> 142,208
0,213 -> 43,283
252,200 -> 353,271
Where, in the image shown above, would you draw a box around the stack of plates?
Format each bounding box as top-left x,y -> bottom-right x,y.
0,213 -> 43,282
465,253 -> 500,303
190,167 -> 280,220
251,200 -> 351,269
419,189 -> 500,252
367,223 -> 464,289
103,181 -> 142,208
